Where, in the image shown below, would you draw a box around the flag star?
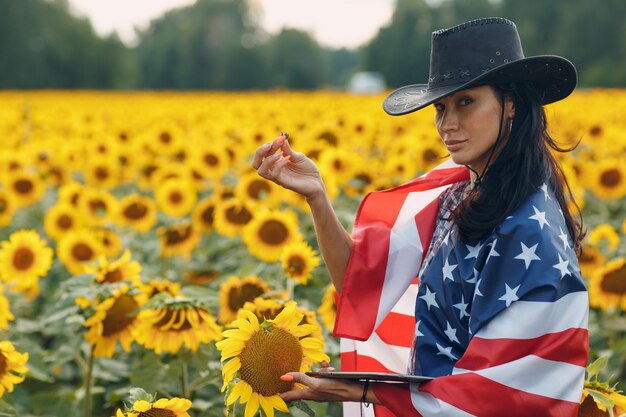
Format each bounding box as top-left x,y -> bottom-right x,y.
529,205 -> 550,230
442,257 -> 458,282
414,320 -> 424,337
514,242 -> 541,269
444,321 -> 459,343
436,343 -> 457,361
474,278 -> 484,299
558,226 -> 570,250
466,267 -> 479,284
420,287 -> 439,310
486,239 -> 500,264
499,283 -> 521,307
553,253 -> 570,279
465,242 -> 484,260
540,183 -> 551,200
453,294 -> 469,319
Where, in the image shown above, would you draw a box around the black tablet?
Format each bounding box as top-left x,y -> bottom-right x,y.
305,371 -> 434,383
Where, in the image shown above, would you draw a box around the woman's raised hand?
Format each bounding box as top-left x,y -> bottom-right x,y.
252,134 -> 324,200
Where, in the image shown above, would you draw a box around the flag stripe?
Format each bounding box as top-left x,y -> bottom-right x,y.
375,312 -> 417,347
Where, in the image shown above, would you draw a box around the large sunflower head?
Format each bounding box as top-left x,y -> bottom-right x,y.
0,230 -> 53,293
579,356 -> 626,417
218,275 -> 271,324
134,295 -> 223,355
589,257 -> 626,312
83,284 -> 146,358
234,172 -> 281,208
116,193 -> 157,233
116,396 -> 192,417
191,195 -> 216,234
240,297 -> 323,339
84,250 -> 142,287
0,340 -> 29,397
242,209 -> 302,262
216,301 -> 329,417
158,223 -> 201,260
57,229 -> 105,275
280,240 -> 320,285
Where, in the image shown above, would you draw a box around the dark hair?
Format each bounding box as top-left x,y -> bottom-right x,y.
451,82 -> 584,254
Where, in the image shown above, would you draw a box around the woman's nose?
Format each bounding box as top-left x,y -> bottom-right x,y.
438,109 -> 459,132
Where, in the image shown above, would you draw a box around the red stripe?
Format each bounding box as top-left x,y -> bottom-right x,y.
373,383 -> 423,417
375,312 -> 416,347
421,373 -> 580,417
340,350 -> 357,372
456,328 -> 589,371
341,351 -> 398,373
414,197 -> 440,259
373,404 -> 405,417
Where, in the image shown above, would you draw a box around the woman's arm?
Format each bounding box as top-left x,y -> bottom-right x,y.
253,135 -> 352,291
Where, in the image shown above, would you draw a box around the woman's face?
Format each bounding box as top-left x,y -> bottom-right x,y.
433,85 -> 514,177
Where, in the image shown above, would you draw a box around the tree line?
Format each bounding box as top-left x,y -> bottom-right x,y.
0,0 -> 624,90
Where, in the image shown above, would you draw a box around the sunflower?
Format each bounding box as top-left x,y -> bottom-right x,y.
213,199 -> 255,238
242,209 -> 302,262
235,172 -> 281,208
0,190 -> 16,227
240,297 -> 323,339
318,148 -> 358,184
83,157 -> 121,189
144,121 -> 186,156
57,229 -> 105,275
84,250 -> 142,287
93,227 -> 123,259
0,287 -> 14,330
216,301 -> 329,417
189,145 -> 230,181
0,340 -> 28,397
579,380 -> 626,417
155,178 -> 197,218
116,397 -> 192,417
77,187 -> 118,226
589,257 -> 626,311
57,181 -> 84,207
318,284 -> 337,331
44,202 -> 84,241
218,275 -> 271,324
587,159 -> 626,200
158,223 -> 201,260
0,230 -> 53,293
83,284 -> 146,358
134,296 -> 222,354
183,269 -> 220,286
191,196 -> 216,233
280,240 -> 320,285
116,193 -> 157,232
5,170 -> 46,208
137,279 -> 181,298
578,244 -> 606,280
588,224 -> 620,253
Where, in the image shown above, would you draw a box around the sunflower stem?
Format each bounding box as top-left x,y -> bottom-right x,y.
180,357 -> 189,398
83,346 -> 95,417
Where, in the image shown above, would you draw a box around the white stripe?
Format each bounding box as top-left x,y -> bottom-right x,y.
410,384 -> 477,417
476,291 -> 588,340
453,355 -> 585,403
389,283 -> 419,316
375,185 -> 452,330
341,332 -> 412,373
344,402 -> 375,417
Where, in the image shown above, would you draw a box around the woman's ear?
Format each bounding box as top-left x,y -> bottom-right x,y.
505,96 -> 516,119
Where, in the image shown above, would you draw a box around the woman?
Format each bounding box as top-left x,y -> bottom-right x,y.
253,17 -> 588,417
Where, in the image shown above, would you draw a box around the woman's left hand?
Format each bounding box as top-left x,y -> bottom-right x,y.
279,372 -> 362,403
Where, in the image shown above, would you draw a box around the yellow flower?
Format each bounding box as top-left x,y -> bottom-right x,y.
241,297 -> 323,339
587,159 -> 626,200
280,240 -> 320,285
0,190 -> 16,227
213,199 -> 254,238
0,287 -> 14,330
580,382 -> 626,416
83,157 -> 120,189
235,172 -> 281,208
57,181 -> 84,207
115,397 -> 192,417
318,284 -> 337,331
578,244 -> 605,280
216,301 -> 329,417
158,223 -> 201,260
155,178 -> 197,218
588,224 -> 620,253
589,257 -> 626,311
44,202 -> 84,241
143,121 -> 186,156
84,250 -> 142,286
189,144 -> 231,181
0,230 -> 53,293
57,229 -> 105,275
191,195 -> 216,233
83,285 -> 146,358
134,296 -> 222,354
5,170 -> 46,208
218,275 -> 270,324
93,227 -> 123,259
0,340 -> 28,397
137,279 -> 181,298
242,209 -> 302,262
77,187 -> 118,226
318,148 -> 358,184
116,193 -> 157,232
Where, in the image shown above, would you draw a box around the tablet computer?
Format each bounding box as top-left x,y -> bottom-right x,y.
305,371 -> 434,384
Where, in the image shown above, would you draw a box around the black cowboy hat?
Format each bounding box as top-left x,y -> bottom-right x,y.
383,17 -> 577,116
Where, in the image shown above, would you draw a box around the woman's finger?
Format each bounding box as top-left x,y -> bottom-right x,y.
256,152 -> 283,178
252,135 -> 286,169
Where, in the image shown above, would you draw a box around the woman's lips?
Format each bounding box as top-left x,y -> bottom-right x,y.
445,140 -> 467,152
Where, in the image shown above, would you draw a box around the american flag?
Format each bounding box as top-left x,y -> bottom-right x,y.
334,162 -> 588,417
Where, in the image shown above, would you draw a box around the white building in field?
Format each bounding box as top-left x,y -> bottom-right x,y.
347,71 -> 386,94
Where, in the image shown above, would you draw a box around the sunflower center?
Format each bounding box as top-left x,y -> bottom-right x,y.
72,243 -> 95,261
123,202 -> 148,220
204,154 -> 219,166
154,308 -> 193,331
89,199 -> 107,215
102,294 -> 139,336
201,205 -> 214,225
228,283 -> 266,312
225,206 -> 253,225
57,214 -> 73,229
160,132 -> 172,144
589,125 -> 603,137
14,179 -> 33,194
578,394 -> 609,417
165,226 -> 192,245
95,167 -> 109,180
600,169 -> 622,188
248,180 -> 270,199
12,247 -> 35,270
239,327 -> 303,396
423,149 -> 439,163
318,131 -> 338,146
169,191 -> 183,204
600,265 -> 626,294
287,255 -> 306,275
138,409 -> 175,417
258,220 -> 289,245
103,268 -> 124,283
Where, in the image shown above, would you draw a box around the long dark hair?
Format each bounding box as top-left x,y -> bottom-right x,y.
451,82 -> 584,253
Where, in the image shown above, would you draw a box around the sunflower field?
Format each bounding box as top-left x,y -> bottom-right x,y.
0,89 -> 625,417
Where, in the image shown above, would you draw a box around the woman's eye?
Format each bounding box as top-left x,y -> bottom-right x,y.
434,103 -> 444,111
459,98 -> 473,105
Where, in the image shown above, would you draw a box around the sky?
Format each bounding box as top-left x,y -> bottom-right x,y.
67,0 -> 395,49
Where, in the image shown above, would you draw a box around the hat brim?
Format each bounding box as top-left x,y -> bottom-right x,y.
382,55 -> 577,116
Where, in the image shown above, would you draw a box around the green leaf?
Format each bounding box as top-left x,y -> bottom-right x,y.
289,400 -> 316,417
588,354 -> 611,379
128,387 -> 155,404
0,400 -> 18,417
